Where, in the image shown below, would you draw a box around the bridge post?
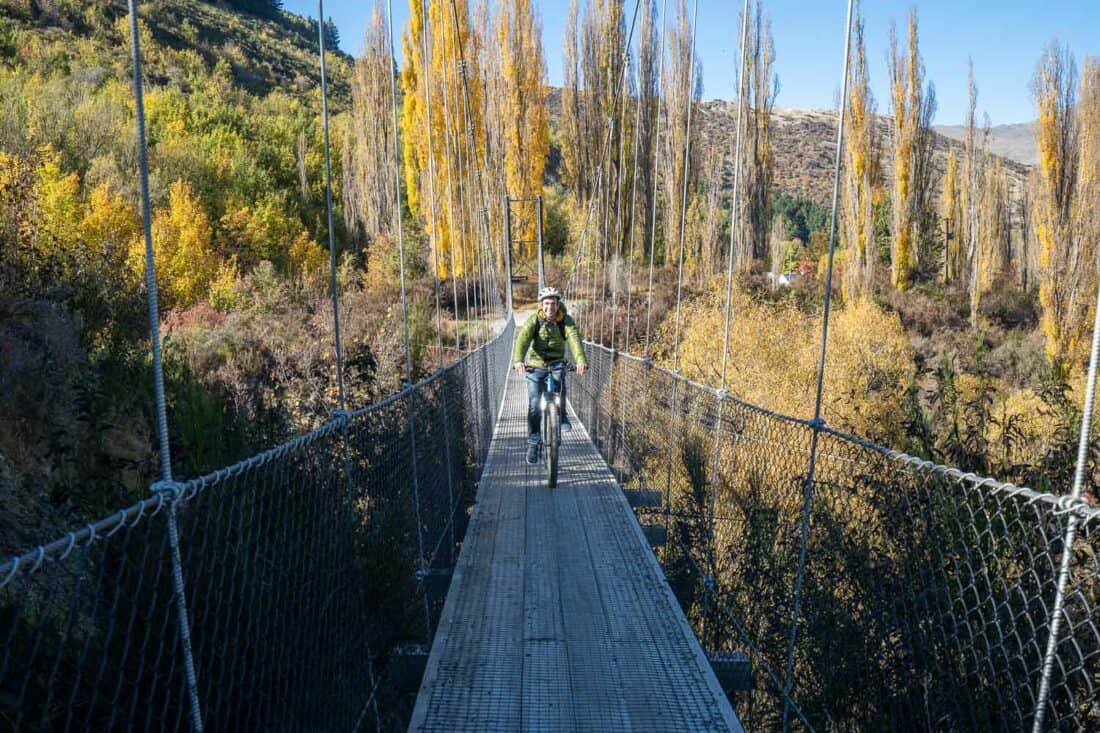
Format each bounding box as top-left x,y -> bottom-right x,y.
503,194 -> 514,314
536,194 -> 544,289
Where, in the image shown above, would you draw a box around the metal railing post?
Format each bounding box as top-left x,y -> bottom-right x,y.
503,195 -> 515,314
536,194 -> 545,289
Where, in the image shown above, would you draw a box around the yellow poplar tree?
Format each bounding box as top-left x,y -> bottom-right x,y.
886,11 -> 936,291
1031,42 -> 1087,374
840,7 -> 878,301
401,0 -> 486,278
498,0 -> 550,261
972,146 -> 1010,323
401,0 -> 426,219
345,3 -> 400,246
940,150 -> 962,284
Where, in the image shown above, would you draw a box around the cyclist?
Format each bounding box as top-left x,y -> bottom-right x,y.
512,286 -> 587,465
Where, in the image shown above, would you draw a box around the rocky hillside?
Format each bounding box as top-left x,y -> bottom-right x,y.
935,121 -> 1038,166
696,101 -> 1032,208
547,88 -> 1032,210
0,0 -> 350,101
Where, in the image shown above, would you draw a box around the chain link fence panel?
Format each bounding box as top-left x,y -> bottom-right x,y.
569,342 -> 1099,732
0,318 -> 514,732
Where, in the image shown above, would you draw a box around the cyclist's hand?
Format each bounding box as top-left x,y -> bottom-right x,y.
576,364 -> 586,376
514,362 -> 525,374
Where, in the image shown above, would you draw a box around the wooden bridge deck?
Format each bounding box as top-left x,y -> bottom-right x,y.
409,363 -> 743,732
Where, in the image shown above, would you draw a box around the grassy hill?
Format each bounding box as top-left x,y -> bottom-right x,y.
0,0 -> 350,101
935,121 -> 1038,166
0,0 -> 359,553
696,101 -> 1032,209
546,87 -> 1031,212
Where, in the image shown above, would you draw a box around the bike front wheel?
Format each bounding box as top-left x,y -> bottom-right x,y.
544,402 -> 560,488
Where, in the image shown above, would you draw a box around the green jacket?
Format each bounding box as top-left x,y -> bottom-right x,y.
512,306 -> 587,368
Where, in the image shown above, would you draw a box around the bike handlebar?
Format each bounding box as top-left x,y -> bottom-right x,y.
523,363 -> 578,373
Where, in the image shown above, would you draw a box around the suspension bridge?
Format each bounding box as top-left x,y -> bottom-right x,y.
2,0 -> 1099,731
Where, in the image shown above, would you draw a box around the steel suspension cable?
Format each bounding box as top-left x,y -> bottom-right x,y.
703,0 -> 751,652
561,1 -> 643,313
318,4 -> 385,725
718,0 -> 752,387
616,57 -> 647,479
318,0 -> 349,413
668,0 -> 699,366
438,15 -> 474,348
447,0 -> 500,331
419,0 -> 460,563
781,1 -> 855,728
1032,273 -> 1100,731
597,53 -> 624,345
450,56 -> 475,348
126,2 -> 203,729
387,0 -> 431,636
599,40 -> 638,457
454,64 -> 484,346
622,53 -> 646,353
607,51 -> 634,350
437,25 -> 468,352
437,3 -> 483,463
643,0 -> 669,357
660,0 -> 700,566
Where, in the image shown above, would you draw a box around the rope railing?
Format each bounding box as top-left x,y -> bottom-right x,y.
568,340 -> 1100,732
0,319 -> 515,732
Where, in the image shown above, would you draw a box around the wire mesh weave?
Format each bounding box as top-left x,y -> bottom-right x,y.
568,342 -> 1100,732
0,318 -> 514,732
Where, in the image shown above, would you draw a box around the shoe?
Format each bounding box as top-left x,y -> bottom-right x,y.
526,442 -> 539,465
560,418 -> 573,433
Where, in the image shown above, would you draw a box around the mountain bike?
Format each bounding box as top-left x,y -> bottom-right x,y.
526,362 -> 576,488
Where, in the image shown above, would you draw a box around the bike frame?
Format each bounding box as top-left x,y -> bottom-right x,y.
528,362 -> 572,488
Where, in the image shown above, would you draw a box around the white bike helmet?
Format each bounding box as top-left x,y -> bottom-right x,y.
538,286 -> 562,301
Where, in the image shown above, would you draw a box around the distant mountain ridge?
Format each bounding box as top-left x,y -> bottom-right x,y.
695,102 -> 1032,209
933,122 -> 1038,166
547,89 -> 1031,210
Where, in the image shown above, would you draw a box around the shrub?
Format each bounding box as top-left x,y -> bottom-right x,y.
978,273 -> 1038,330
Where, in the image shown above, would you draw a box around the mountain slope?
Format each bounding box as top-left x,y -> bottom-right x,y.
934,122 -> 1037,166
697,102 -> 1032,209
0,0 -> 350,102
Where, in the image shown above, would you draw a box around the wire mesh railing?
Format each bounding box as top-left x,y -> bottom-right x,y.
0,317 -> 514,732
568,341 -> 1100,732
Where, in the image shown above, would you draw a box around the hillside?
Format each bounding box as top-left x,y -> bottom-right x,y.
0,0 -> 357,555
546,88 -> 1032,211
0,0 -> 349,101
696,102 -> 1032,209
935,121 -> 1038,166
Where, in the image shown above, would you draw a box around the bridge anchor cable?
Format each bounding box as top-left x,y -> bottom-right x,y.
781,0 -> 854,729
127,1 -> 204,729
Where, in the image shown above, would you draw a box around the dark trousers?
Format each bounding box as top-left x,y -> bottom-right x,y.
525,363 -> 566,444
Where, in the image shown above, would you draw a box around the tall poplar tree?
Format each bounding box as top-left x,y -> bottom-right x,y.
660,0 -> 701,264
886,10 -> 936,291
730,0 -> 776,269
401,0 -> 486,278
344,4 -> 398,249
840,6 -> 878,301
1032,42 -> 1082,373
498,0 -> 550,261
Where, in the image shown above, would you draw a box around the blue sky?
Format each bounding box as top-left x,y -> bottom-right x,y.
285,1 -> 1099,125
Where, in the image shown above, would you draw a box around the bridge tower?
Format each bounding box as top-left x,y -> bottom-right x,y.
504,194 -> 545,302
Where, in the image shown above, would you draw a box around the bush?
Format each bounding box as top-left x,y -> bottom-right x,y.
978,273 -> 1038,330
880,282 -> 969,337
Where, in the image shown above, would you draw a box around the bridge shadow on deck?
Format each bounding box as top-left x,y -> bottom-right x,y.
408,368 -> 743,732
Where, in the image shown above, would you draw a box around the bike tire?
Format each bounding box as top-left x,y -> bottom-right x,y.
545,402 -> 560,488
